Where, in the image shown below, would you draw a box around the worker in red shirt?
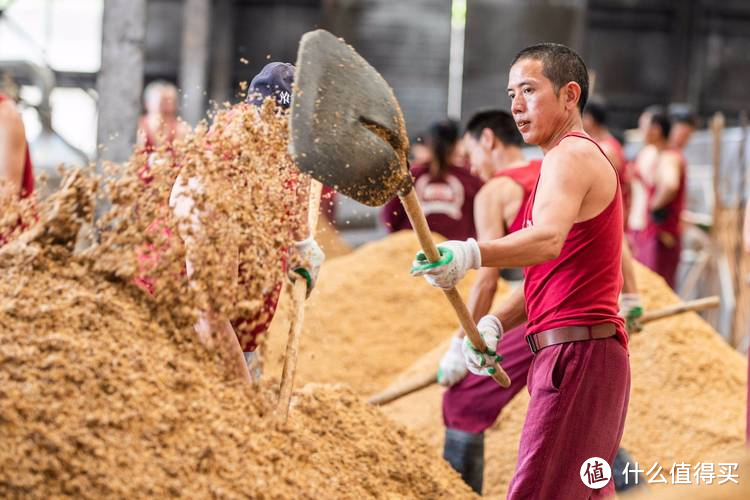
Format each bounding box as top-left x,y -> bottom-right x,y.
629,107 -> 685,288
583,97 -> 642,330
413,43 -> 629,498
438,109 -> 539,493
0,91 -> 34,245
169,63 -> 324,383
382,119 -> 484,240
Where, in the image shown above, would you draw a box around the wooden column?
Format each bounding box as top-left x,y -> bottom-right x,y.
96,0 -> 146,164
179,0 -> 212,125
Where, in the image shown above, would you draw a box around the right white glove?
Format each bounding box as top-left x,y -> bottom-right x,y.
437,336 -> 468,386
462,315 -> 504,376
411,238 -> 481,290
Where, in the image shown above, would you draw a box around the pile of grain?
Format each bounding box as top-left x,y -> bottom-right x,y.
0,103 -> 476,498
264,230 -> 510,394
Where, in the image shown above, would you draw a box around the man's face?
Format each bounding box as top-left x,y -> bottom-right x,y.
507,58 -> 566,146
670,122 -> 695,150
159,88 -> 178,117
463,133 -> 494,180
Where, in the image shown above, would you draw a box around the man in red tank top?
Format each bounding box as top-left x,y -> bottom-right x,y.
629,108 -> 685,288
0,91 -> 34,245
412,44 -> 629,499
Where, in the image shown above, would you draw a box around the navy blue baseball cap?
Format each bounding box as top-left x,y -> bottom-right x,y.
247,62 -> 294,109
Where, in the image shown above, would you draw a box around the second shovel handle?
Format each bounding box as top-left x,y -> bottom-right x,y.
399,188 -> 511,388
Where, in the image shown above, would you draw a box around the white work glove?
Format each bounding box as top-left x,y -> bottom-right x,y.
410,238 -> 481,290
619,293 -> 644,334
462,315 -> 504,376
289,236 -> 325,298
437,336 -> 468,386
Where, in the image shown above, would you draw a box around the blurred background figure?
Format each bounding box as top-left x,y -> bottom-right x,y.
668,103 -> 699,151
0,87 -> 34,245
583,96 -> 629,214
137,80 -> 189,152
381,119 -> 483,240
629,106 -> 685,288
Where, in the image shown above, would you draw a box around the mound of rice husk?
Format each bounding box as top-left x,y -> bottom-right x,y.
264,230 -> 511,395
0,103 -> 476,498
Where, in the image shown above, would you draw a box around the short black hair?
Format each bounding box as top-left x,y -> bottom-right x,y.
583,96 -> 607,126
647,106 -> 672,139
511,43 -> 589,112
465,109 -> 523,147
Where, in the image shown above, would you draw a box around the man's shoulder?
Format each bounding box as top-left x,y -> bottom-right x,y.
546,136 -> 609,171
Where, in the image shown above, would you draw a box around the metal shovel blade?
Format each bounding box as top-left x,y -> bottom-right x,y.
289,29 -> 412,207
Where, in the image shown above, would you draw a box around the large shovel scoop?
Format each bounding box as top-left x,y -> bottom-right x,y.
289,29 -> 511,388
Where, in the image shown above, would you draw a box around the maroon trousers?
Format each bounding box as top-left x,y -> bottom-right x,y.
629,229 -> 681,289
507,337 -> 630,500
443,324 -> 533,433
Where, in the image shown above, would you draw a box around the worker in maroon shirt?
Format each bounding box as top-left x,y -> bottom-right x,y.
413,43 -> 629,498
0,91 -> 34,245
382,119 -> 483,240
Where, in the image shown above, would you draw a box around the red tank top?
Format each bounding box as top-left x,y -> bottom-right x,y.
0,93 -> 34,198
523,131 -> 627,347
494,159 -> 542,234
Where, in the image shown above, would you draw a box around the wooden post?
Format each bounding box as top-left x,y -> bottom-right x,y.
209,0 -> 235,107
179,0 -> 212,125
96,0 -> 146,164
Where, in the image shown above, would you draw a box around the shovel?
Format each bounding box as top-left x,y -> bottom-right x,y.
367,295 -> 721,406
288,29 -> 511,388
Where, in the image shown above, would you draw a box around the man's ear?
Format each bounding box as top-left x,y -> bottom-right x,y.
480,128 -> 495,149
564,81 -> 582,111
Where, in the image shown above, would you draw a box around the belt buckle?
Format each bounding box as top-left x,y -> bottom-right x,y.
526,334 -> 538,354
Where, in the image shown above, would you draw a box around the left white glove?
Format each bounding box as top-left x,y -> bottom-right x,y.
289,236 -> 325,297
437,336 -> 468,386
462,315 -> 504,376
411,238 -> 481,289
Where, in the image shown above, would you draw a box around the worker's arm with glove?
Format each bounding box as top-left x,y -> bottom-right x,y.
0,98 -> 26,202
412,146 -> 591,289
650,151 -> 681,221
465,286 -> 527,377
619,238 -> 643,333
287,176 -> 325,297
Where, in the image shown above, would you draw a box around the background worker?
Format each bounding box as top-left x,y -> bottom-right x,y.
0,90 -> 34,245
170,62 -> 324,383
382,119 -> 483,240
413,43 -> 630,499
629,106 -> 685,288
137,80 -> 190,152
438,109 -> 539,493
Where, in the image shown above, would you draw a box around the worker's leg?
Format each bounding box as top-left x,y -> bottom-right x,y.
442,325 -> 533,493
443,428 -> 484,494
506,337 -> 630,500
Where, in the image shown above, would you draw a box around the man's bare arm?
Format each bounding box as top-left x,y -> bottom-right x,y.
650,151 -> 681,210
478,144 -> 593,268
0,101 -> 27,201
491,286 -> 527,331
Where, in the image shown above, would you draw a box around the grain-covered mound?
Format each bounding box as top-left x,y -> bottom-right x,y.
265,230 -> 510,395
382,264 -> 748,497
0,188 -> 475,500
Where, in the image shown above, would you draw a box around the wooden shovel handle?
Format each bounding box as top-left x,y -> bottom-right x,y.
278,179 -> 324,422
640,296 -> 720,324
399,188 -> 511,388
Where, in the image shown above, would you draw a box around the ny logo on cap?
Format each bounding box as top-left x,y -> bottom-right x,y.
279,91 -> 291,105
